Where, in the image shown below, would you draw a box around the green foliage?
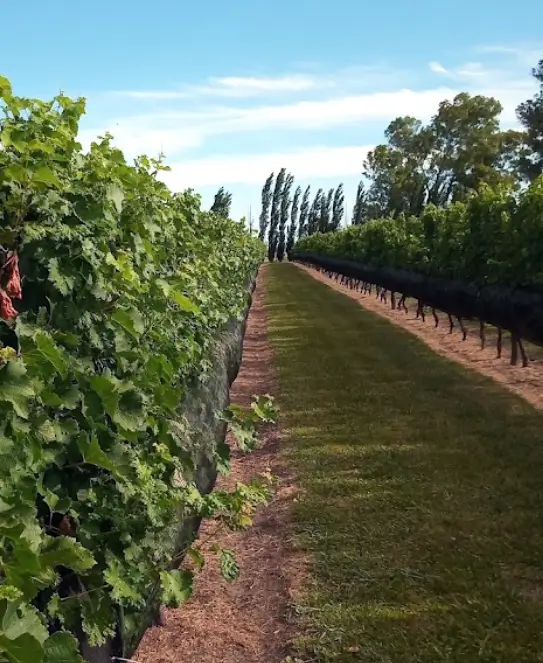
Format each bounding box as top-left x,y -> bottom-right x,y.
319,189 -> 333,233
0,77 -> 267,662
210,186 -> 233,218
295,177 -> 543,289
259,173 -> 274,241
516,59 -> 543,181
330,184 -> 345,231
286,185 -> 301,257
298,185 -> 311,240
222,394 -> 277,452
351,181 -> 367,225
307,189 -> 323,236
268,168 -> 287,261
360,93 -> 525,220
277,174 -> 294,262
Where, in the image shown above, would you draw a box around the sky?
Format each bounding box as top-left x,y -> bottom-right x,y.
2,0 -> 543,223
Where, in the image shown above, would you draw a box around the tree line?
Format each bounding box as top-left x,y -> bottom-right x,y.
350,59 -> 543,224
257,170 -> 345,261
256,57 -> 543,247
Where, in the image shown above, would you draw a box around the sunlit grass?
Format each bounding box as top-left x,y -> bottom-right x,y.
265,264 -> 543,663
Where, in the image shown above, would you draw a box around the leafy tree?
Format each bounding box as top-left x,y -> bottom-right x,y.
287,185 -> 302,256
331,183 -> 345,231
307,189 -> 323,236
210,186 -> 232,218
318,188 -> 334,232
352,181 -> 367,225
362,94 -> 523,219
298,185 -> 311,239
517,59 -> 543,180
259,172 -> 274,240
277,174 -> 294,261
268,168 -> 286,261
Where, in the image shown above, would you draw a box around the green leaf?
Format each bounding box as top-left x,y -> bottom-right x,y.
79,590 -> 116,647
47,259 -> 75,296
76,432 -> 124,478
0,360 -> 35,419
39,537 -> 95,574
2,164 -> 27,183
34,332 -> 68,378
111,307 -> 144,339
32,165 -> 62,188
0,75 -> 13,98
0,632 -> 44,663
186,547 -> 205,571
170,290 -> 200,315
112,388 -> 146,432
106,184 -> 124,214
88,375 -> 118,417
159,569 -> 194,608
0,601 -> 47,644
104,556 -> 142,605
43,632 -> 85,663
217,547 -> 240,582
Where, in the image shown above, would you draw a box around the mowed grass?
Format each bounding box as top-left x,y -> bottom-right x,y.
264,264 -> 543,663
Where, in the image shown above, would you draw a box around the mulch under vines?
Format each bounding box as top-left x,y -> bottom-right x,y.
136,266 -> 304,663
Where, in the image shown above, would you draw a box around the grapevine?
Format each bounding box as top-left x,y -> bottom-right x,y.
0,75 -> 268,663
293,179 -> 543,363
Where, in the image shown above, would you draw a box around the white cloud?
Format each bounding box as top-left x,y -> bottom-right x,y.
111,74 -> 318,100
78,43 -> 541,196
82,87 -> 457,159
457,62 -> 486,77
159,145 -> 373,189
209,75 -> 317,93
429,61 -> 448,75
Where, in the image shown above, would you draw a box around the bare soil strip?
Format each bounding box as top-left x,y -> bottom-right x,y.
298,263 -> 543,411
136,266 -> 300,663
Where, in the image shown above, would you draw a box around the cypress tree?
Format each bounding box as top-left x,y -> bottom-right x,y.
287,185 -> 302,257
268,168 -> 286,261
319,188 -> 333,232
330,183 -> 345,231
352,181 -> 367,225
277,173 -> 294,261
259,172 -> 274,241
298,185 -> 311,239
307,189 -> 323,236
210,187 -> 232,218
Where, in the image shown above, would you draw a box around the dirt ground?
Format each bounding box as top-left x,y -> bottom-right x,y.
298,263 -> 543,412
136,266 -> 303,663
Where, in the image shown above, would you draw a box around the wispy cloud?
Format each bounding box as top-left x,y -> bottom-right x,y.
429,61 -> 448,75
210,74 -> 318,93
82,87 -> 457,159
79,43 -> 541,193
112,74 -> 319,100
159,145 -> 374,188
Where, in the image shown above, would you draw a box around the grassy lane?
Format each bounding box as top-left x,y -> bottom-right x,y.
264,264 -> 543,663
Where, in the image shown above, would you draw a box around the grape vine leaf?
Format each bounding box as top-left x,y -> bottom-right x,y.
43,632 -> 85,663
159,569 -> 193,608
111,307 -> 144,339
39,536 -> 95,574
0,360 -> 35,419
34,332 -> 68,378
0,632 -> 44,663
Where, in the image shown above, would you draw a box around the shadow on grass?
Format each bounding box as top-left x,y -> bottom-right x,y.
265,264 -> 543,663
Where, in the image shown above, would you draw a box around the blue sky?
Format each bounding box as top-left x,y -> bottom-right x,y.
2,0 -> 543,222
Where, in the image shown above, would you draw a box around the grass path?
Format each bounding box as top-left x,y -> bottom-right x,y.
265,264 -> 543,663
